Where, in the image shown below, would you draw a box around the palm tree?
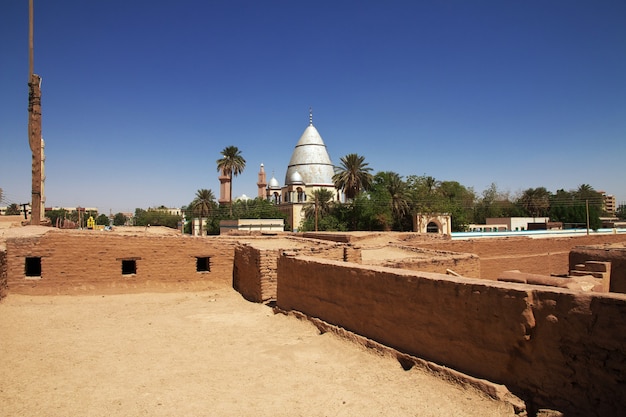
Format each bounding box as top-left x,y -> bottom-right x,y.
332,153 -> 373,200
519,187 -> 551,219
192,188 -> 215,236
376,171 -> 409,230
304,188 -> 335,231
216,146 -> 246,216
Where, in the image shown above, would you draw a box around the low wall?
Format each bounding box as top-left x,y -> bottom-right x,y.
375,246 -> 479,277
276,255 -> 626,416
234,241 -> 361,303
5,230 -> 235,294
570,244 -> 626,293
417,235 -> 626,279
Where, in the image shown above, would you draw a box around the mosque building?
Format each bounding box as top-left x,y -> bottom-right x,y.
255,110 -> 340,231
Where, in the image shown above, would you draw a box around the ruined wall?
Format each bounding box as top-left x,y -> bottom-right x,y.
5,231 -> 235,295
233,245 -> 278,303
570,244 -> 626,293
376,247 -> 479,277
276,255 -> 626,417
234,242 -> 361,303
417,235 -> 626,279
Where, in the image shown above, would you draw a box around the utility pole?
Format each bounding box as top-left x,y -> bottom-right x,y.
586,199 -> 590,236
28,0 -> 43,225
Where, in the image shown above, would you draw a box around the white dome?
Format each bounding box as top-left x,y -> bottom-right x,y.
268,176 -> 280,189
289,170 -> 304,184
284,124 -> 335,186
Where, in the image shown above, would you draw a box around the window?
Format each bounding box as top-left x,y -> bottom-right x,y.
25,257 -> 42,277
196,257 -> 211,272
121,259 -> 136,275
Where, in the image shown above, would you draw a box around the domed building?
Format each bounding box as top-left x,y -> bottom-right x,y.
256,111 -> 340,231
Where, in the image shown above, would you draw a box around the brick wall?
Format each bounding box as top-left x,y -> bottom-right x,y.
374,246 -> 479,276
5,231 -> 235,294
570,244 -> 626,293
276,255 -> 626,417
234,241 -> 361,303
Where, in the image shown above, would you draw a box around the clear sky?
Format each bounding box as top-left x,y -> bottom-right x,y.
1,1 -> 625,214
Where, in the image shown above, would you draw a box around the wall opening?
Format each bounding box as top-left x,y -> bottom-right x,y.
196,256 -> 211,272
427,222 -> 439,233
121,259 -> 136,275
25,257 -> 42,277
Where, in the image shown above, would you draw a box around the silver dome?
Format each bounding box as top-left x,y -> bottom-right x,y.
268,176 -> 281,189
285,124 -> 335,186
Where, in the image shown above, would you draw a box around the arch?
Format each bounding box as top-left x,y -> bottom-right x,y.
426,221 -> 440,233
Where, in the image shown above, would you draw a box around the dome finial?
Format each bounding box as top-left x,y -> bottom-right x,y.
309,107 -> 313,125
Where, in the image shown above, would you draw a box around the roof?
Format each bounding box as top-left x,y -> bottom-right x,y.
284,123 -> 335,186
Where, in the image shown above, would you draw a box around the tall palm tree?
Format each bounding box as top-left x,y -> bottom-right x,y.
332,153 -> 373,200
192,188 -> 215,235
377,171 -> 409,230
304,188 -> 335,231
216,146 -> 246,216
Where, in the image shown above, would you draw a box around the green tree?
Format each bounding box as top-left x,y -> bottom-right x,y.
5,203 -> 21,215
332,153 -> 373,200
303,188 -> 335,231
96,214 -> 110,225
192,189 -> 216,236
216,146 -> 246,216
518,187 -> 551,218
113,212 -> 127,226
372,171 -> 410,231
133,207 -> 181,229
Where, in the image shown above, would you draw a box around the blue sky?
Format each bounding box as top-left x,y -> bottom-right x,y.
1,1 -> 625,214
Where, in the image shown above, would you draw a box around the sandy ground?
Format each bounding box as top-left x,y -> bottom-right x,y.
0,288 -> 517,417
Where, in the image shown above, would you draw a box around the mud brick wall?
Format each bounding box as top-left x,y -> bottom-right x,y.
0,249 -> 7,300
277,255 -> 626,417
570,244 -> 626,293
233,244 -> 278,303
417,235 -> 626,279
378,247 -> 479,276
5,231 -> 235,295
234,242 -> 362,303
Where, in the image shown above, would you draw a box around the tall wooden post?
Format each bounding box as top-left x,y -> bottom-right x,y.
28,0 -> 42,225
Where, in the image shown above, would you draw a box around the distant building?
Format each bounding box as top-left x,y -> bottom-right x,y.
261,111 -> 339,231
601,192 -> 616,215
221,110 -> 340,231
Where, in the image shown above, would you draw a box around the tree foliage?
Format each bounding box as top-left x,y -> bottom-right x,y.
5,203 -> 21,215
332,153 -> 373,200
113,212 -> 128,226
216,146 -> 246,216
133,207 -> 181,229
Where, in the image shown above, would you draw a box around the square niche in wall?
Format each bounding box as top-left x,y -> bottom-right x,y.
196,256 -> 211,272
121,259 -> 137,275
25,257 -> 42,278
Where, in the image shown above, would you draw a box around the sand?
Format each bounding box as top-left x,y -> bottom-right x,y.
0,288 -> 517,417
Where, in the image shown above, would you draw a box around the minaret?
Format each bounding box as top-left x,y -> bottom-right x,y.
257,163 -> 267,199
218,168 -> 231,205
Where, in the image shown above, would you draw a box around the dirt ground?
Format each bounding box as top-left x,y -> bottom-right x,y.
0,288 -> 517,417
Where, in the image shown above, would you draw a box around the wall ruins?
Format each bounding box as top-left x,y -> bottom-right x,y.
570,243 -> 626,293
4,230 -> 235,295
233,237 -> 361,303
276,254 -> 626,417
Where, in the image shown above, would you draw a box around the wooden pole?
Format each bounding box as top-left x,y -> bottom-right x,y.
28,0 -> 42,225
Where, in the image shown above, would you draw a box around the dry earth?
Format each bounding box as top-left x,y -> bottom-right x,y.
5,221 -> 622,416
0,288 -> 517,417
